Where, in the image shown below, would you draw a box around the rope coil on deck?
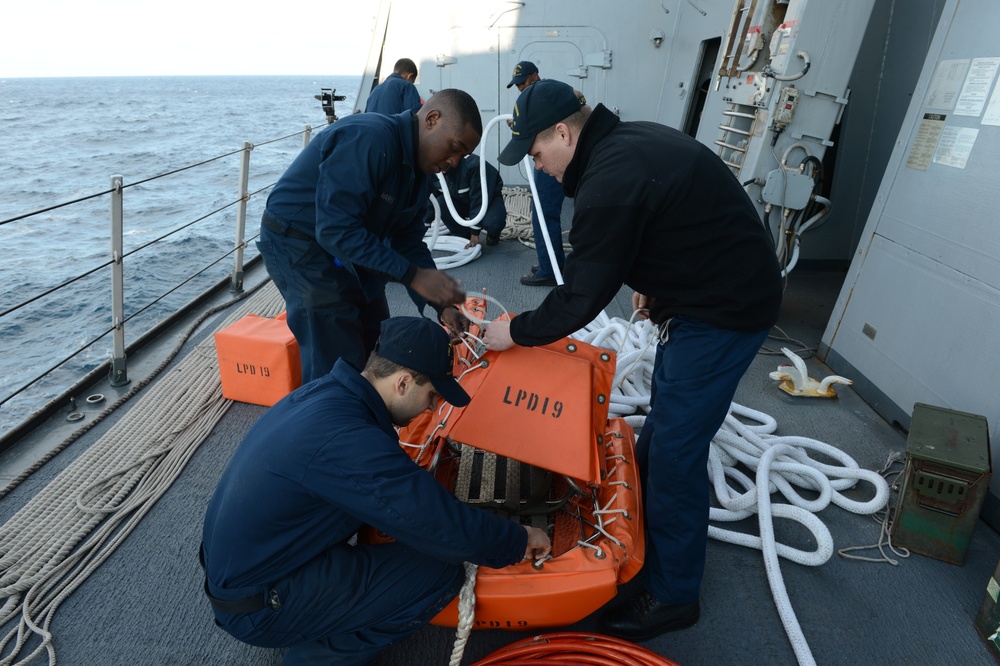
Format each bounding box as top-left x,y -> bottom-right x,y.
570,311 -> 892,666
0,283 -> 286,666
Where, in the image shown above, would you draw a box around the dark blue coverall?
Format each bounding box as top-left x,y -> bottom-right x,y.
364,72 -> 422,115
201,360 -> 527,665
258,110 -> 436,383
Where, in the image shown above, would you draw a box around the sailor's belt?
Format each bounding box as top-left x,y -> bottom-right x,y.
203,580 -> 281,615
261,212 -> 314,242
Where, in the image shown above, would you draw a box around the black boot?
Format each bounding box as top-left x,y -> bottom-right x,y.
598,589 -> 699,641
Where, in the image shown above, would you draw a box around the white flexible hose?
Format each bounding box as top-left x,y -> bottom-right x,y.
426,114 -> 513,271
435,115 -> 510,228
424,198 -> 482,270
522,155 -> 564,285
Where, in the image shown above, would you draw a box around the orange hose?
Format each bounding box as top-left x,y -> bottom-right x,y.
471,632 -> 681,666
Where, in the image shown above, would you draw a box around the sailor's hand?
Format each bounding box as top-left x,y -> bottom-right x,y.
439,307 -> 468,339
523,525 -> 551,561
465,234 -> 480,250
411,267 -> 464,307
483,319 -> 515,351
632,292 -> 654,321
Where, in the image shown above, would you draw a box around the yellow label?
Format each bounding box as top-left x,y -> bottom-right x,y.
988,576 -> 999,603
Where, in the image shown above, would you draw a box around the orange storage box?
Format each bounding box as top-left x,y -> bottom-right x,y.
214,313 -> 302,406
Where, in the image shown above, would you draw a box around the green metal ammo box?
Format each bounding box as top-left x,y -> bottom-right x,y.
890,402 -> 992,565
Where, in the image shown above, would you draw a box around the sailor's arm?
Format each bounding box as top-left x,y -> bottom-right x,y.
523,525 -> 551,561
483,319 -> 514,351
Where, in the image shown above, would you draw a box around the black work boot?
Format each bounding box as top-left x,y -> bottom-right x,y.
598,589 -> 699,641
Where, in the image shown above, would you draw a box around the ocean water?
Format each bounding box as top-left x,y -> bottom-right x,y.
0,75 -> 360,434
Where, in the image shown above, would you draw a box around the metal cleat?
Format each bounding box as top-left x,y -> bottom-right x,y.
769,347 -> 853,398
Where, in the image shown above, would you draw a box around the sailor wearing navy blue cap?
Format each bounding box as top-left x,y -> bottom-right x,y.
486,79 -> 782,641
506,60 -> 539,89
504,61 -> 566,287
258,89 -> 481,385
202,316 -> 551,665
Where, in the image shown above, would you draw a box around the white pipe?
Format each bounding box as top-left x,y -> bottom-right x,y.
523,155 -> 565,285
797,195 -> 831,235
769,50 -> 811,82
435,114 -> 511,228
424,198 -> 481,269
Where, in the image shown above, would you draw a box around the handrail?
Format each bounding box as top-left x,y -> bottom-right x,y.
0,123 -> 316,434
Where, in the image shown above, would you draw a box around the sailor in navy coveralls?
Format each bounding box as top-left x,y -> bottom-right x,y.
202,316 -> 551,665
364,57 -> 422,115
258,89 -> 479,384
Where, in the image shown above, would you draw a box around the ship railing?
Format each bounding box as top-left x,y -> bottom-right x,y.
0,126 -> 317,449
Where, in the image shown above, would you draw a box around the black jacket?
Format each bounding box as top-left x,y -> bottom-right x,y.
510,104 -> 782,346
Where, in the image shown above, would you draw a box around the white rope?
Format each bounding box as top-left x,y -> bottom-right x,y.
424,199 -> 482,271
424,185 -> 571,273
0,284 -> 286,666
501,187 -> 533,242
523,158 -> 563,285
570,311 -> 892,666
426,114 -> 525,272
448,562 -> 478,666
498,186 -> 572,252
435,115 -> 510,230
836,450 -> 910,564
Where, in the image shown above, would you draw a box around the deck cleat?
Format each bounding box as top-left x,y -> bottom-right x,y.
769,347 -> 853,397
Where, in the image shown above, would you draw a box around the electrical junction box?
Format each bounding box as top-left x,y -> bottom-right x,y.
774,86 -> 800,126
890,403 -> 991,565
761,169 -> 814,210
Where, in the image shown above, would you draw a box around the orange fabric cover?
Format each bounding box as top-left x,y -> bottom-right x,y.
214,314 -> 302,407
442,318 -> 615,484
392,297 -> 644,629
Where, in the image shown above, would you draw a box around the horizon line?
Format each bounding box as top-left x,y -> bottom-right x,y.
0,73 -> 365,81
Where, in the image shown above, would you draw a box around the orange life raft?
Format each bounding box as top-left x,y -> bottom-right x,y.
395,296 -> 645,630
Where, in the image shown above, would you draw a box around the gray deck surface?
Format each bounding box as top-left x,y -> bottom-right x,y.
2,212 -> 998,665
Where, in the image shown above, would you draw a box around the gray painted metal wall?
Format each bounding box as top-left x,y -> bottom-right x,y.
808,0 -> 948,265
822,0 -> 1000,520
357,0 -> 945,269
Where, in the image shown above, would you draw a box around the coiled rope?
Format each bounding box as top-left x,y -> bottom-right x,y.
0,283 -> 286,666
425,187 -> 568,272
570,311 -> 892,666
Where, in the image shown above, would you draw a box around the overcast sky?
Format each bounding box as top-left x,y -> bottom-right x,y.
1,1 -> 379,78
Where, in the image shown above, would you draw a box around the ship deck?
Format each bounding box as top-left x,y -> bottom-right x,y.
1,213 -> 998,666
